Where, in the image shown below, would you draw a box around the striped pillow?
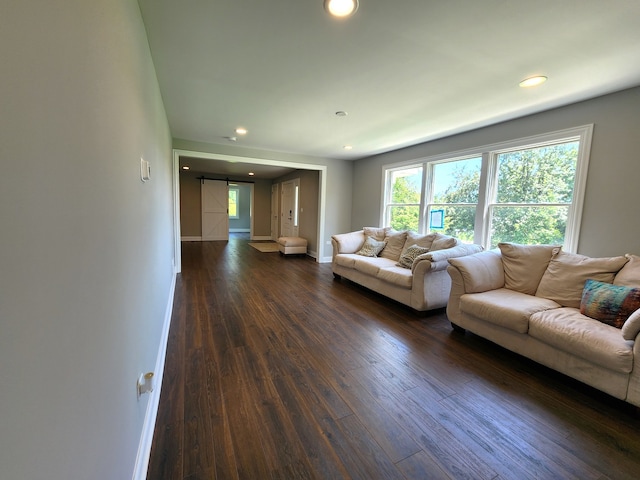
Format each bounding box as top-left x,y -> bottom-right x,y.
396,244 -> 430,269
356,236 -> 386,257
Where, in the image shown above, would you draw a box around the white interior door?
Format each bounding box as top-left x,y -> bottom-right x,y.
280,179 -> 299,238
201,179 -> 229,241
271,183 -> 279,240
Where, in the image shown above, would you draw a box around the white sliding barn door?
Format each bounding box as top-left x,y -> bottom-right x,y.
201,179 -> 229,241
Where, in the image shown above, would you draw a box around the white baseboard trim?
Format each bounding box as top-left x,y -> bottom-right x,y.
131,271 -> 176,480
181,236 -> 202,241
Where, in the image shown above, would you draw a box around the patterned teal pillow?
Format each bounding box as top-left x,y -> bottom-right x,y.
580,279 -> 640,328
356,236 -> 386,257
396,244 -> 430,268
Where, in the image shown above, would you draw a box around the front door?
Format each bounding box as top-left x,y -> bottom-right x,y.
280,179 -> 299,238
201,179 -> 229,241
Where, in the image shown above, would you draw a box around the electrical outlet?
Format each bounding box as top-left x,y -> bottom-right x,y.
137,372 -> 154,397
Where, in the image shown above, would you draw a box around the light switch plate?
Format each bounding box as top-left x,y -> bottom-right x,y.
140,158 -> 150,182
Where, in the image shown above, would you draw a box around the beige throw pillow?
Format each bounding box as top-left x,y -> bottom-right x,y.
498,243 -> 560,295
379,230 -> 408,261
614,254 -> 640,288
535,251 -> 629,308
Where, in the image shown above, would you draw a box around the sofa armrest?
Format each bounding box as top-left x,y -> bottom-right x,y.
411,243 -> 484,274
331,230 -> 365,258
447,250 -> 505,293
622,309 -> 640,341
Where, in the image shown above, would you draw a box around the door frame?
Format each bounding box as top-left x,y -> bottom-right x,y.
172,149 -> 327,273
271,183 -> 279,241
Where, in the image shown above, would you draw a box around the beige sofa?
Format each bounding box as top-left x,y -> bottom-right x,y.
331,227 -> 483,312
446,244 -> 640,406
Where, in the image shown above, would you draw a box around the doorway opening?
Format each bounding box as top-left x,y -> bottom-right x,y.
172,149 -> 327,272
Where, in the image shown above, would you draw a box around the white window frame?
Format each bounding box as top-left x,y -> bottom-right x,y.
383,165 -> 424,232
381,125 -> 593,252
424,155 -> 482,241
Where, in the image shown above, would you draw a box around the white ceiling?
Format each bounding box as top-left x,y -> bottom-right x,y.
139,0 -> 640,169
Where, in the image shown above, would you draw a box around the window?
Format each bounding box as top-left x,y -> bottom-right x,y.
487,141 -> 578,249
228,187 -> 239,219
384,166 -> 423,231
426,157 -> 481,242
382,125 -> 592,251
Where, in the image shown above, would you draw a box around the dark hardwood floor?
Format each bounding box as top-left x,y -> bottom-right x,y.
147,234 -> 640,480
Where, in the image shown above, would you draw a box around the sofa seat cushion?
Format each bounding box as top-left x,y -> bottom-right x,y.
352,256 -> 396,276
335,253 -> 358,269
460,289 -> 560,334
377,266 -> 413,288
529,308 -> 634,373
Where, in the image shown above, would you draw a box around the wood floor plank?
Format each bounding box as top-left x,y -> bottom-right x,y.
148,235 -> 640,479
182,348 -> 215,479
270,373 -> 352,480
395,450 -> 452,480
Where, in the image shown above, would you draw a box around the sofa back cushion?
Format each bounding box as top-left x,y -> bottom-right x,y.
379,230 -> 408,261
363,226 -> 391,242
614,254 -> 640,288
402,231 -> 437,254
535,251 -> 629,308
498,243 -> 560,295
430,233 -> 458,251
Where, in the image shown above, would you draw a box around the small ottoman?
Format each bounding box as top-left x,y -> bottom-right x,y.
277,236 -> 307,256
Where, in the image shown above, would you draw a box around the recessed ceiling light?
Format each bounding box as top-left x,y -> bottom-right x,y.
335,111 -> 348,117
324,0 -> 359,17
182,166 -> 190,170
519,75 -> 548,88
343,145 -> 353,150
248,172 -> 255,176
235,127 -> 248,135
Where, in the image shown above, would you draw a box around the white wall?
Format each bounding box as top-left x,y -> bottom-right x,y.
0,1 -> 175,479
352,87 -> 640,257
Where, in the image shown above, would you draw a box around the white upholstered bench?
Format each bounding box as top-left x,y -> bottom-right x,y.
277,236 -> 307,255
